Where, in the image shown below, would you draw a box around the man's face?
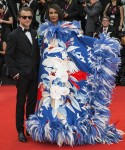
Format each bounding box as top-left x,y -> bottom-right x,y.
18,10 -> 33,28
102,18 -> 110,28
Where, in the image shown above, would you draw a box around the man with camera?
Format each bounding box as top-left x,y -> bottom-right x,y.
82,0 -> 102,37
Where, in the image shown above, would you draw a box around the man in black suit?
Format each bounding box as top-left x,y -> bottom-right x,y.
5,7 -> 40,142
93,16 -> 115,38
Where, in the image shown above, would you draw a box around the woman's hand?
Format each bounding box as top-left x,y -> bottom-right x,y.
0,19 -> 3,24
119,25 -> 122,31
63,13 -> 69,18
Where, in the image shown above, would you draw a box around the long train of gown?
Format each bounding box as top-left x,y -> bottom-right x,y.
26,21 -> 124,146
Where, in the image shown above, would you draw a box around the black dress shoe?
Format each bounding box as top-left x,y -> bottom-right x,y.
26,131 -> 30,136
18,132 -> 27,142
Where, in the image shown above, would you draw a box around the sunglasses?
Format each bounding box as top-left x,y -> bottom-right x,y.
102,20 -> 109,22
20,16 -> 33,20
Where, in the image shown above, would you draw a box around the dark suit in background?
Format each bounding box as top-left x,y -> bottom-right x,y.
83,0 -> 102,36
96,25 -> 115,37
58,0 -> 80,21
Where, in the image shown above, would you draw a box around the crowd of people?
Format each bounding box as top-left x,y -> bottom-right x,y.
0,0 -> 125,146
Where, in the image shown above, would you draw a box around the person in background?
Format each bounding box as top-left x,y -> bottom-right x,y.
82,0 -> 102,36
0,28 -> 6,85
38,0 -> 47,23
103,0 -> 124,39
64,0 -> 79,21
99,0 -> 111,17
58,0 -> 80,21
5,7 -> 40,142
0,3 -> 13,62
103,0 -> 124,85
77,0 -> 87,32
93,16 -> 115,37
6,0 -> 19,29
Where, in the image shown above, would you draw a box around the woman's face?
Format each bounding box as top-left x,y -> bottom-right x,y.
49,8 -> 59,25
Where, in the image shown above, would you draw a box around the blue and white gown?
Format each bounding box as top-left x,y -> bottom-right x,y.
26,21 -> 124,146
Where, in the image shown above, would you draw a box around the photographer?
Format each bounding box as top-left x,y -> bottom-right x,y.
82,0 -> 102,36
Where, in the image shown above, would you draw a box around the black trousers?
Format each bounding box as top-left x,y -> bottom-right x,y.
16,75 -> 38,133
0,56 -> 4,79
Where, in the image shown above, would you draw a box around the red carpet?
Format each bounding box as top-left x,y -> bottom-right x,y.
0,85 -> 125,150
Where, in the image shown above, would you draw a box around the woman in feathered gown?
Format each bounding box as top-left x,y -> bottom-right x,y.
26,4 -> 124,146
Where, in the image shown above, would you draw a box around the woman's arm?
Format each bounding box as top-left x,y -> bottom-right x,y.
0,42 -> 6,55
103,3 -> 110,17
119,6 -> 124,30
0,16 -> 13,25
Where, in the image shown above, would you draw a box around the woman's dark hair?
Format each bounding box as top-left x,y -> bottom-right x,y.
46,4 -> 63,21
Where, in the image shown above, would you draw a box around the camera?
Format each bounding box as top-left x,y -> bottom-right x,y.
110,15 -> 115,26
121,1 -> 125,5
78,0 -> 90,4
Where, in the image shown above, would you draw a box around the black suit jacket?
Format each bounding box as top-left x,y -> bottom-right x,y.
59,0 -> 80,21
97,25 -> 115,37
5,26 -> 40,79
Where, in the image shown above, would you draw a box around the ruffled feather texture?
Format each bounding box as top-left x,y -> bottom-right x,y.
37,21 -> 81,41
26,21 -> 124,146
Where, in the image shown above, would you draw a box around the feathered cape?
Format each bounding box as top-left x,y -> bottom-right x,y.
26,21 -> 124,146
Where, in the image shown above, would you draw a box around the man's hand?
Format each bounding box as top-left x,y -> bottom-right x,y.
82,2 -> 87,7
13,73 -> 19,80
21,0 -> 26,5
64,13 -> 69,18
0,19 -> 3,23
